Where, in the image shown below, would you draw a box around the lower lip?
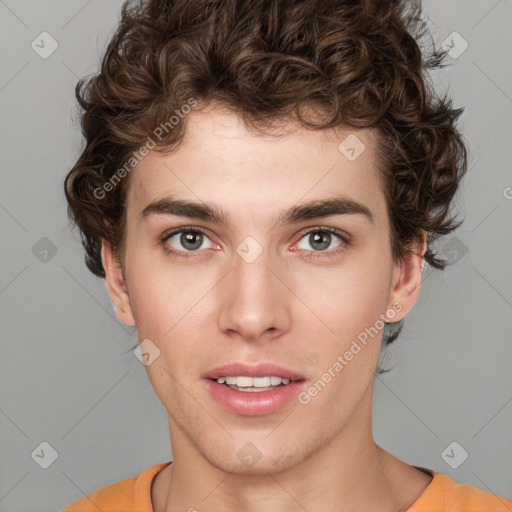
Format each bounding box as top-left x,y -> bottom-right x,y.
203,379 -> 306,416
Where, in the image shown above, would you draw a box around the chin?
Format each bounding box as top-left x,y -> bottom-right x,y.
209,452 -> 301,476
199,436 -> 314,476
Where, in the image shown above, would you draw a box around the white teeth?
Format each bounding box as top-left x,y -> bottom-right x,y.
236,376 -> 253,387
252,377 -> 270,387
216,376 -> 293,387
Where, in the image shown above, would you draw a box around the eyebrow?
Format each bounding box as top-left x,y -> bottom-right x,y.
139,194 -> 374,228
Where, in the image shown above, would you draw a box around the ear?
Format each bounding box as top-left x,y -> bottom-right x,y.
385,229 -> 427,322
101,240 -> 136,327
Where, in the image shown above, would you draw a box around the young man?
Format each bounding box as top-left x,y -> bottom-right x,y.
62,0 -> 511,511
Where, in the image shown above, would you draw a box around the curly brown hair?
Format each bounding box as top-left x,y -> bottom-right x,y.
64,0 -> 467,351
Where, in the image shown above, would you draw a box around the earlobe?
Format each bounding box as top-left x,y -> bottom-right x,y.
386,230 -> 427,322
101,240 -> 136,327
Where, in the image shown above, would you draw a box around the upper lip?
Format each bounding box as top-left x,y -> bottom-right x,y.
203,363 -> 305,381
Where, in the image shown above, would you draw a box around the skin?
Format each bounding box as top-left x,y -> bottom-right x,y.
102,103 -> 431,512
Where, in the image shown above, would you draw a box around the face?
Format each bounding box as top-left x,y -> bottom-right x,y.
102,104 -> 425,475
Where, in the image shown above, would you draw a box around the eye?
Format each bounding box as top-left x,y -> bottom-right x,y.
159,226 -> 350,260
294,227 -> 349,257
161,227 -> 216,257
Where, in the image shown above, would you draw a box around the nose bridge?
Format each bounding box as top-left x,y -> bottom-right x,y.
217,238 -> 289,339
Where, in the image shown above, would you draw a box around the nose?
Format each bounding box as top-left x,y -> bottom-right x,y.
217,246 -> 291,342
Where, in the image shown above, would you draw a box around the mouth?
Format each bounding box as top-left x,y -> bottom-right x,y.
202,363 -> 307,416
203,362 -> 305,381
208,375 -> 301,392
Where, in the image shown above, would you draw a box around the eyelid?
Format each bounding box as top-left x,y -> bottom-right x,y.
160,225 -> 351,242
295,225 -> 351,243
160,225 -> 212,241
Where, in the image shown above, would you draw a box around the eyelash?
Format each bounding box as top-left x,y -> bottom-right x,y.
159,226 -> 351,260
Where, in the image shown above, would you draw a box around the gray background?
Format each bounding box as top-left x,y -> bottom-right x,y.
0,1 -> 511,511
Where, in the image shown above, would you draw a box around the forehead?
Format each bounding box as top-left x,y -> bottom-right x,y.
126,106 -> 386,227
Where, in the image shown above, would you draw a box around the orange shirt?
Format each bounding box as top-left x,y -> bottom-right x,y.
61,462 -> 512,512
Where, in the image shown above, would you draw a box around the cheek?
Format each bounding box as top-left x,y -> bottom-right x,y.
294,262 -> 389,406
127,266 -> 206,405
126,261 -> 216,379
295,248 -> 392,341
127,258 -> 201,335
290,251 -> 391,404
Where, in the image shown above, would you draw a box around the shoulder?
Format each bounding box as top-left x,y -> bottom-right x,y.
61,462 -> 171,512
411,470 -> 512,512
440,473 -> 512,512
61,476 -> 136,512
